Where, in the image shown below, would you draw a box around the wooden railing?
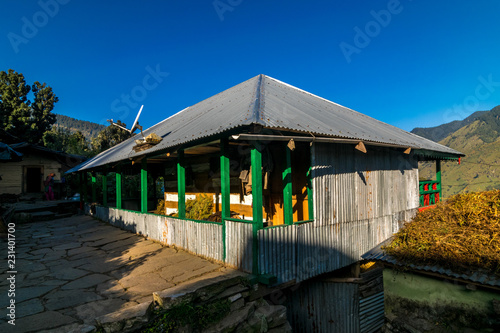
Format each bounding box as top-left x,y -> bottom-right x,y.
419,180 -> 440,207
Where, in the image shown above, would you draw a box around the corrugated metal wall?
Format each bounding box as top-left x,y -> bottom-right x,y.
258,225 -> 297,283
165,218 -> 223,262
92,206 -> 223,262
287,268 -> 385,333
225,221 -> 253,273
287,280 -> 360,333
312,143 -> 419,225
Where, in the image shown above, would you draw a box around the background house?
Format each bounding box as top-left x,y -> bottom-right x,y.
0,143 -> 85,198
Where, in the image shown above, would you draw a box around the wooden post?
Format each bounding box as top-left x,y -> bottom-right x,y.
82,172 -> 88,203
220,139 -> 230,262
177,150 -> 186,219
436,160 -> 442,203
141,159 -> 148,213
91,172 -> 97,203
116,165 -> 122,209
102,170 -> 108,207
282,146 -> 293,225
251,143 -> 263,275
79,172 -> 84,209
307,164 -> 314,220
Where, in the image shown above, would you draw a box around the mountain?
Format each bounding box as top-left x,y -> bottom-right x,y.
413,105 -> 500,197
54,114 -> 106,140
411,110 -> 489,142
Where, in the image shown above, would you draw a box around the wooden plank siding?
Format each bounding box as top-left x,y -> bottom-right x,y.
0,154 -> 61,194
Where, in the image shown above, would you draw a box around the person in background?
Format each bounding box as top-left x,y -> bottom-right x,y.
44,173 -> 55,200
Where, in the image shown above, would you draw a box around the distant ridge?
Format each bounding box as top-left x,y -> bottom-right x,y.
411,110 -> 489,142
54,114 -> 106,140
413,105 -> 500,197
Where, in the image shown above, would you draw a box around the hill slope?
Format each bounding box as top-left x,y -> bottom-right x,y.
415,105 -> 500,197
411,110 -> 489,142
54,114 -> 106,140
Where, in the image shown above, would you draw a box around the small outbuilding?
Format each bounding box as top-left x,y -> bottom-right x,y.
0,142 -> 85,198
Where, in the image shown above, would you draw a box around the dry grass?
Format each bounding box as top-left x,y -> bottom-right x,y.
384,190 -> 500,275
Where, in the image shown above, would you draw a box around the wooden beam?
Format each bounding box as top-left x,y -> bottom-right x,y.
141,159 -> 148,213
116,165 -> 122,209
177,150 -> 186,219
307,165 -> 314,221
251,143 -> 263,275
282,145 -> 293,225
436,160 -> 442,203
220,139 -> 230,262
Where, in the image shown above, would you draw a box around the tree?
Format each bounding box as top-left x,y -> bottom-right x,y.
0,69 -> 58,144
43,127 -> 92,157
90,120 -> 132,154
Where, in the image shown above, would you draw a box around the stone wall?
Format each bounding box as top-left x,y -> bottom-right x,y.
95,271 -> 292,332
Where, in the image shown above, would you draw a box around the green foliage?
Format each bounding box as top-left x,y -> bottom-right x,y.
155,199 -> 166,215
0,69 -> 58,144
90,120 -> 132,154
43,127 -> 93,156
143,299 -> 231,333
185,194 -> 213,220
54,113 -> 106,140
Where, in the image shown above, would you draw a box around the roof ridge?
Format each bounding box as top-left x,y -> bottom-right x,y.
251,74 -> 264,123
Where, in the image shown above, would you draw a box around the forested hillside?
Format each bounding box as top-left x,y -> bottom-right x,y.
54,114 -> 106,140
414,105 -> 500,197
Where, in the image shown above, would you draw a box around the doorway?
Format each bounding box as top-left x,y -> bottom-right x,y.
26,167 -> 42,192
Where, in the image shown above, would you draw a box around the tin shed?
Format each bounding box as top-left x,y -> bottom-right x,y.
68,74 -> 463,284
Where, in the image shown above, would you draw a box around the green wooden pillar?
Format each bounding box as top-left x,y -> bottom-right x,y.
220,140 -> 230,262
282,146 -> 293,225
102,171 -> 108,207
141,159 -> 148,213
177,150 -> 186,219
116,165 -> 122,209
436,160 -> 442,203
251,144 -> 263,275
91,172 -> 97,203
307,160 -> 314,220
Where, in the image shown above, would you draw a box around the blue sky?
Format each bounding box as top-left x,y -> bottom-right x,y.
1,0 -> 500,132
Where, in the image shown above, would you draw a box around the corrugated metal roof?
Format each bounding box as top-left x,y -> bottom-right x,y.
362,240 -> 500,288
68,74 -> 463,173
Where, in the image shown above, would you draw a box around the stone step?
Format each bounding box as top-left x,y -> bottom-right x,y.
55,212 -> 74,219
31,211 -> 56,221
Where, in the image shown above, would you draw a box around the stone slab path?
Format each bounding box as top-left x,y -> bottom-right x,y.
0,214 -> 232,333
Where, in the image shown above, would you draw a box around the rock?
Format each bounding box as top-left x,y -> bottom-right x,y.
95,302 -> 150,333
61,273 -> 112,290
14,311 -> 76,332
254,300 -> 288,329
268,321 -> 293,333
205,301 -> 256,333
492,299 -> 500,316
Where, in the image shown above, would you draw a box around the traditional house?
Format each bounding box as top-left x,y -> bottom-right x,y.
68,74 -> 463,284
0,143 -> 85,197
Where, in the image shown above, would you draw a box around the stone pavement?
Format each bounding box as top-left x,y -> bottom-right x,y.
0,214 -> 233,333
